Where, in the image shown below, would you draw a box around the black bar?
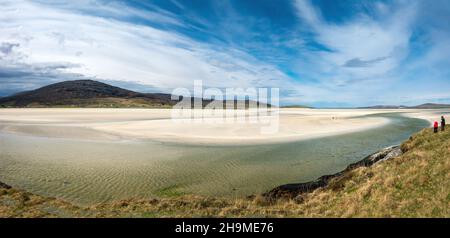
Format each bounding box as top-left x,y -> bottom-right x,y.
0,218 -> 448,237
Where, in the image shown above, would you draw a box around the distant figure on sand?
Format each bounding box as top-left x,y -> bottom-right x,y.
434,121 -> 439,133
442,116 -> 446,131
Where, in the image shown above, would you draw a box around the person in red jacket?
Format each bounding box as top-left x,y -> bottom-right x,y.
434,121 -> 439,133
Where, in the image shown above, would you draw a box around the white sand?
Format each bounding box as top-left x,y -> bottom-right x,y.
400,110 -> 447,125
0,108 -> 447,145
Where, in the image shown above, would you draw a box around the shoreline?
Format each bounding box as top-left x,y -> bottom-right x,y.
1,127 -> 448,217
0,109 -> 438,205
261,145 -> 403,201
0,144 -> 406,212
0,108 -> 414,145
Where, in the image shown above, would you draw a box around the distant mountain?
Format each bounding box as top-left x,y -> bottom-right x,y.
358,105 -> 408,109
0,80 -> 175,108
410,103 -> 450,109
281,105 -> 314,109
359,103 -> 450,109
0,80 -> 268,108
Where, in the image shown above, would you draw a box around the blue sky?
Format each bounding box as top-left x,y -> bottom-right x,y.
1,0 -> 450,107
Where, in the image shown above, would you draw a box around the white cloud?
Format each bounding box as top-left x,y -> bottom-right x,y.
289,0 -> 424,105
0,0 -> 291,95
295,0 -> 416,76
1,0 -> 449,106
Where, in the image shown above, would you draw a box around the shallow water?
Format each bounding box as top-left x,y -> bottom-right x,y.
0,113 -> 429,205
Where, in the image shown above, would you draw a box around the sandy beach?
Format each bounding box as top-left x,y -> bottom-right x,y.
0,108 -> 443,203
0,108 -> 445,145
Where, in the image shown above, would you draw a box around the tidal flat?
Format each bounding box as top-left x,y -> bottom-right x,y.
0,108 -> 444,205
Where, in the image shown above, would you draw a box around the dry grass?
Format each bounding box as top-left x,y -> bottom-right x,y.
1,127 -> 449,217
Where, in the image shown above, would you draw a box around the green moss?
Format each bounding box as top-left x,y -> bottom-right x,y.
141,211 -> 159,218
154,185 -> 186,198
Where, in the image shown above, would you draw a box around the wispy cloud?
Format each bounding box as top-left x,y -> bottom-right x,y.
0,0 -> 292,96
343,57 -> 389,68
290,0 -> 450,106
293,0 -> 415,82
0,0 -> 450,106
0,42 -> 20,56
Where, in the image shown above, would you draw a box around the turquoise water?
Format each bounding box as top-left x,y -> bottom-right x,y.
0,113 -> 429,205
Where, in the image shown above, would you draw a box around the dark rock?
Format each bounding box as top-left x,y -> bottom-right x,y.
293,194 -> 306,204
0,181 -> 12,189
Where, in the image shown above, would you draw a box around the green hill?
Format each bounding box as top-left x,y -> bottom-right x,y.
0,80 -> 176,108
0,80 -> 268,109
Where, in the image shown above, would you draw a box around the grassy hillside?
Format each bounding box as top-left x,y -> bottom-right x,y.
1,127 -> 449,217
0,97 -> 173,109
0,80 -> 176,108
0,80 -> 270,109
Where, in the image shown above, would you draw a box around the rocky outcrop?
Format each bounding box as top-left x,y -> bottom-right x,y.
0,181 -> 12,189
263,145 -> 402,201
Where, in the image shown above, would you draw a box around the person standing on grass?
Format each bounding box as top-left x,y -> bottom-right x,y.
442,116 -> 446,131
434,121 -> 439,133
